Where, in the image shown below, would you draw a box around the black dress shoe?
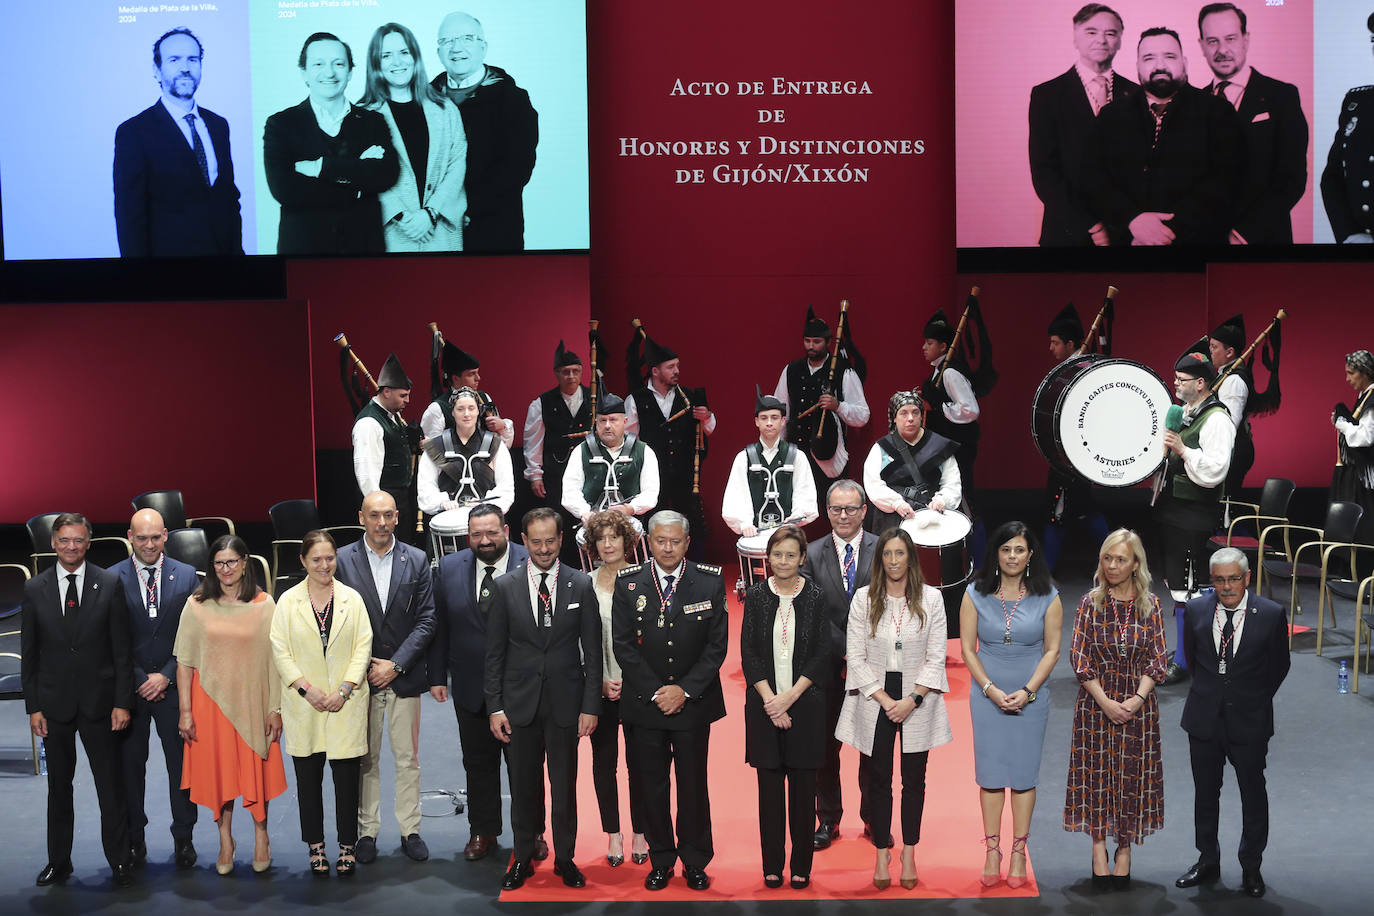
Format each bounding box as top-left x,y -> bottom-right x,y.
644,866 -> 673,890
1242,867 -> 1266,898
533,836 -> 550,861
684,866 -> 711,891
130,839 -> 148,867
553,860 -> 586,888
36,862 -> 73,886
113,863 -> 134,888
813,822 -> 839,850
1160,661 -> 1190,686
354,835 -> 378,864
174,838 -> 198,869
1175,860 -> 1221,888
501,859 -> 534,890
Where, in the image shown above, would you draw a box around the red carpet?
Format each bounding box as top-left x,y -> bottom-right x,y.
501,594 -> 1039,901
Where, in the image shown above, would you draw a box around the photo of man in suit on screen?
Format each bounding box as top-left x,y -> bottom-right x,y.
113,27 -> 243,257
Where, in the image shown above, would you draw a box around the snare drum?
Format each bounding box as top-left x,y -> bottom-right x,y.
735,530 -> 772,596
575,515 -> 647,571
1031,355 -> 1172,487
429,506 -> 473,560
900,509 -> 973,590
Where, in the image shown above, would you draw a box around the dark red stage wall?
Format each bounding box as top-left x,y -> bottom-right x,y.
0,299 -> 315,524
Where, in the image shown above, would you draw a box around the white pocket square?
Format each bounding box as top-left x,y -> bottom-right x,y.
567,602 -> 580,609
1251,111 -> 1270,123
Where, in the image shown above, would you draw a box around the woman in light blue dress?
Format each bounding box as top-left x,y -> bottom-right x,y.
959,521 -> 1062,889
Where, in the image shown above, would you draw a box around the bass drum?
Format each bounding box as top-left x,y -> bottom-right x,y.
1032,355 -> 1172,487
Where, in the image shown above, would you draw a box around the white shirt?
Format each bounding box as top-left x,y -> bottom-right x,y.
863,438 -> 962,514
364,536 -> 397,605
720,439 -> 818,534
160,97 -> 218,185
1178,400 -> 1237,488
625,386 -> 717,437
1216,371 -> 1249,428
416,431 -> 515,515
655,561 -> 685,601
352,396 -> 401,495
927,358 -> 980,425
474,548 -> 513,604
421,398 -> 515,449
526,561 -> 560,627
1210,65 -> 1252,111
1213,590 -> 1249,655
57,562 -> 87,616
1074,60 -> 1117,116
522,387 -> 585,481
1336,383 -> 1374,447
832,530 -> 865,569
773,363 -> 871,479
561,437 -> 661,523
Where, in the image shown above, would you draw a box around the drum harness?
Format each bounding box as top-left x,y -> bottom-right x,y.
439,428 -> 496,506
586,432 -> 640,511
746,441 -> 795,529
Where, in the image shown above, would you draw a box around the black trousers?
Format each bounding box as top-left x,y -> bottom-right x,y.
866,672 -> 930,849
589,696 -> 646,835
758,766 -> 816,877
1189,731 -> 1270,869
816,658 -> 870,828
507,690 -> 578,862
628,721 -> 713,870
1157,495 -> 1220,593
44,714 -> 129,868
453,703 -> 541,839
121,690 -> 197,842
292,753 -> 361,845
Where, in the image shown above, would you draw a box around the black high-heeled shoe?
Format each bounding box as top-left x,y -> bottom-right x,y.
790,875 -> 811,890
1110,846 -> 1131,891
763,874 -> 783,888
308,843 -> 330,877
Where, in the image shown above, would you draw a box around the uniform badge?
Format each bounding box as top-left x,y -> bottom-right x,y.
1347,116 -> 1359,137
636,595 -> 647,612
627,582 -> 636,591
1350,100 -> 1360,112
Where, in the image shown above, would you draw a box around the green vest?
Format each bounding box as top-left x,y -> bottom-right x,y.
1168,398 -> 1229,504
745,441 -> 796,528
581,434 -> 645,509
357,399 -> 412,492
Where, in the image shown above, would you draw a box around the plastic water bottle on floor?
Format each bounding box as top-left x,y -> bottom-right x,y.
1338,660 -> 1351,694
39,739 -> 47,776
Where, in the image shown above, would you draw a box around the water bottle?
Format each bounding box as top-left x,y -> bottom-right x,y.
1338,660 -> 1351,694
38,739 -> 47,776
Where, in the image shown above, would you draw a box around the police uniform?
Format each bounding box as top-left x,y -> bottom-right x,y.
611,559 -> 728,876
1321,20 -> 1374,245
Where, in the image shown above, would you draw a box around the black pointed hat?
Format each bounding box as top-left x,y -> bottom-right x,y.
1175,337 -> 1217,385
923,309 -> 955,345
441,341 -> 479,377
803,304 -> 830,338
642,334 -> 677,367
377,353 -> 412,390
754,385 -> 787,416
596,386 -> 626,414
553,340 -> 581,369
1210,314 -> 1245,356
1047,303 -> 1085,343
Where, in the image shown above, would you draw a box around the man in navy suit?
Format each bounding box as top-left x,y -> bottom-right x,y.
427,504 -> 543,862
808,480 -> 878,850
1197,3 -> 1308,245
334,490 -> 436,864
1175,547 -> 1289,898
115,509 -> 198,869
21,513 -> 134,888
1028,4 -> 1138,246
484,507 -> 601,890
113,27 -> 242,256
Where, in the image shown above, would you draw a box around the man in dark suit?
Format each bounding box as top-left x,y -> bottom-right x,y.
612,510 -> 728,892
1197,3 -> 1307,245
484,507 -> 600,890
115,509 -> 198,869
334,490 -> 435,864
808,480 -> 877,850
1091,27 -> 1244,245
1029,3 -> 1138,246
1175,547 -> 1289,899
113,27 -> 242,256
21,513 -> 134,887
428,504 -> 544,862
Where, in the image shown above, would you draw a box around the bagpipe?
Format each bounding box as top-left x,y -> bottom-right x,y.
334,332 -> 378,416
794,299 -> 867,461
1081,285 -> 1117,355
1216,308 -> 1285,418
429,322 -> 502,429
924,286 -> 997,410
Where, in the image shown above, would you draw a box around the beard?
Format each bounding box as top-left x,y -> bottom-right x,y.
1144,70 -> 1184,99
166,74 -> 198,99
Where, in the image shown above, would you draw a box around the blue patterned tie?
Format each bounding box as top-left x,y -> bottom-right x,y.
843,544 -> 856,597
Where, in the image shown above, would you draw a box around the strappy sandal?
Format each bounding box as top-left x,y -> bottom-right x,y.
309,842 -> 330,877
980,834 -> 1003,887
1007,833 -> 1030,889
336,843 -> 357,877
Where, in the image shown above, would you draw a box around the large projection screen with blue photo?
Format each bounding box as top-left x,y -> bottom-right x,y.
0,0 -> 588,259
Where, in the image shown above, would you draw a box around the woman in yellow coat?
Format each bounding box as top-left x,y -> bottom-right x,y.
271,530 -> 373,877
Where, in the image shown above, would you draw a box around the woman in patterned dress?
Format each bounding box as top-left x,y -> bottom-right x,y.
1063,528 -> 1166,891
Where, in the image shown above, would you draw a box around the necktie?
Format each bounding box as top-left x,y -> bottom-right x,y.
538,572 -> 551,627
843,544 -> 856,597
1088,74 -> 1108,116
64,573 -> 80,616
145,565 -> 159,616
1214,79 -> 1232,103
1149,102 -> 1168,147
477,565 -> 495,615
184,113 -> 210,185
1221,609 -> 1236,664
663,574 -> 675,610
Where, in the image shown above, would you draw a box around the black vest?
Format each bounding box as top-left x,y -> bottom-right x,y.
581,433 -> 646,509
424,429 -> 497,503
784,357 -> 848,445
923,362 -> 980,446
745,441 -> 797,528
539,386 -> 593,481
356,399 -> 412,492
1165,395 -> 1229,505
632,386 -> 704,488
876,431 -> 958,508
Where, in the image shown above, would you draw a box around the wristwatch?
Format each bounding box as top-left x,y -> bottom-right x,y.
1021,685 -> 1037,703
392,661 -> 406,676
296,685 -> 308,697
908,691 -> 924,708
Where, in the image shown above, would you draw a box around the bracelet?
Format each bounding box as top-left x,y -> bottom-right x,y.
339,686 -> 352,699
1135,692 -> 1148,703
981,681 -> 994,695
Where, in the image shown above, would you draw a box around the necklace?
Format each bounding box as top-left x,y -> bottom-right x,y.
773,577 -> 800,660
890,593 -> 910,651
309,585 -> 333,651
1109,589 -> 1136,658
997,581 -> 1026,645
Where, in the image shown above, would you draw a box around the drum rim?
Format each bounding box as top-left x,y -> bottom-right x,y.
900,508 -> 973,546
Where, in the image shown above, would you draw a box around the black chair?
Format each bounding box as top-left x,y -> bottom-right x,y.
131,490 -> 236,539
25,512 -> 60,574
165,528 -> 211,574
0,570 -> 38,772
87,537 -> 133,570
1209,477 -> 1296,555
1258,501 -> 1365,650
268,499 -> 363,592
0,564 -> 29,623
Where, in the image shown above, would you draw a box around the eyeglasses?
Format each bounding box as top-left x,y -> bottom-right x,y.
438,34 -> 484,48
213,558 -> 244,570
55,537 -> 89,546
827,505 -> 863,517
1211,574 -> 1245,586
